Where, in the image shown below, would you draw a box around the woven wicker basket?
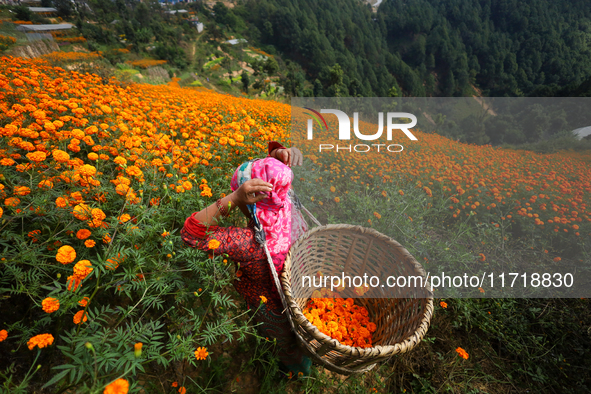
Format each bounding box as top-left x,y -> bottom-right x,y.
281,224 -> 434,375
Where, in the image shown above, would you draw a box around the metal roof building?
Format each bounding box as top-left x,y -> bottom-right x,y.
15,23 -> 74,32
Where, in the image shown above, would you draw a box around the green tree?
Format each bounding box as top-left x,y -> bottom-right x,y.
241,71 -> 250,93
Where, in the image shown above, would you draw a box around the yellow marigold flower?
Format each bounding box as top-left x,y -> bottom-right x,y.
194,347 -> 209,360
27,333 -> 54,350
73,310 -> 88,325
85,240 -> 96,248
76,229 -> 91,240
260,295 -> 267,303
182,181 -> 192,191
88,152 -> 99,161
26,151 -> 47,162
73,260 -> 93,280
56,245 -> 76,264
0,329 -> 7,342
42,297 -> 60,313
118,214 -> 131,223
208,239 -> 220,250
330,186 -> 336,192
104,378 -> 129,394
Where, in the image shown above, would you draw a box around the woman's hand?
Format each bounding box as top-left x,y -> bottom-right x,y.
232,178 -> 273,206
272,147 -> 303,167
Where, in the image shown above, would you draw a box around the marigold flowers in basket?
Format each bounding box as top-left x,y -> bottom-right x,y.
302,289 -> 376,348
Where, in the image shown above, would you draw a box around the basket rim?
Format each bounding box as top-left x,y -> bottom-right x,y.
282,223 -> 434,359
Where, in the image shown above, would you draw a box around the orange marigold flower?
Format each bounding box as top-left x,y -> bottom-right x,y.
0,329 -> 7,342
85,239 -> 96,248
104,378 -> 129,394
14,186 -> 31,196
76,164 -> 97,177
553,257 -> 561,262
88,152 -> 99,161
56,197 -> 68,208
76,229 -> 91,240
260,295 -> 267,303
118,214 -> 131,223
334,197 -> 340,203
115,183 -> 130,196
194,347 -> 209,360
78,297 -> 90,307
52,149 -> 70,162
91,208 -> 106,221
73,310 -> 88,325
134,342 -> 143,358
56,245 -> 76,264
373,212 -> 381,219
478,253 -> 486,262
125,165 -> 143,177
26,151 -> 47,162
456,347 -> 469,360
0,207 -> 3,219
5,197 -> 20,207
440,301 -> 448,309
73,204 -> 92,220
73,260 -> 93,280
208,239 -> 220,250
172,382 -> 178,388
42,297 -> 60,313
178,387 -> 186,394
38,179 -> 53,189
67,275 -> 82,291
27,333 -> 54,350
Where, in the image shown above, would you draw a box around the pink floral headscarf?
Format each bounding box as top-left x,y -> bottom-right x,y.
231,157 -> 307,273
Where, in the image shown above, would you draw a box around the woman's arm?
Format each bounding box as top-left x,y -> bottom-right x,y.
191,179 -> 273,226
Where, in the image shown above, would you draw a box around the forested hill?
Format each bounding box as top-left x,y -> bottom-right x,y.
240,0 -> 591,97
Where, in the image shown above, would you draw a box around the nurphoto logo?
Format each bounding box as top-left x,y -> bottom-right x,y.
304,107 -> 418,153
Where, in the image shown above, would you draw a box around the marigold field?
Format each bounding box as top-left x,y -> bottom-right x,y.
1,55 -> 590,393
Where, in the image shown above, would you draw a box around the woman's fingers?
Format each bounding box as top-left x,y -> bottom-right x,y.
291,147 -> 303,166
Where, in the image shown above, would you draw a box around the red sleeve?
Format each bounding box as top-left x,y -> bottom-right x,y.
268,141 -> 286,157
181,214 -> 266,263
